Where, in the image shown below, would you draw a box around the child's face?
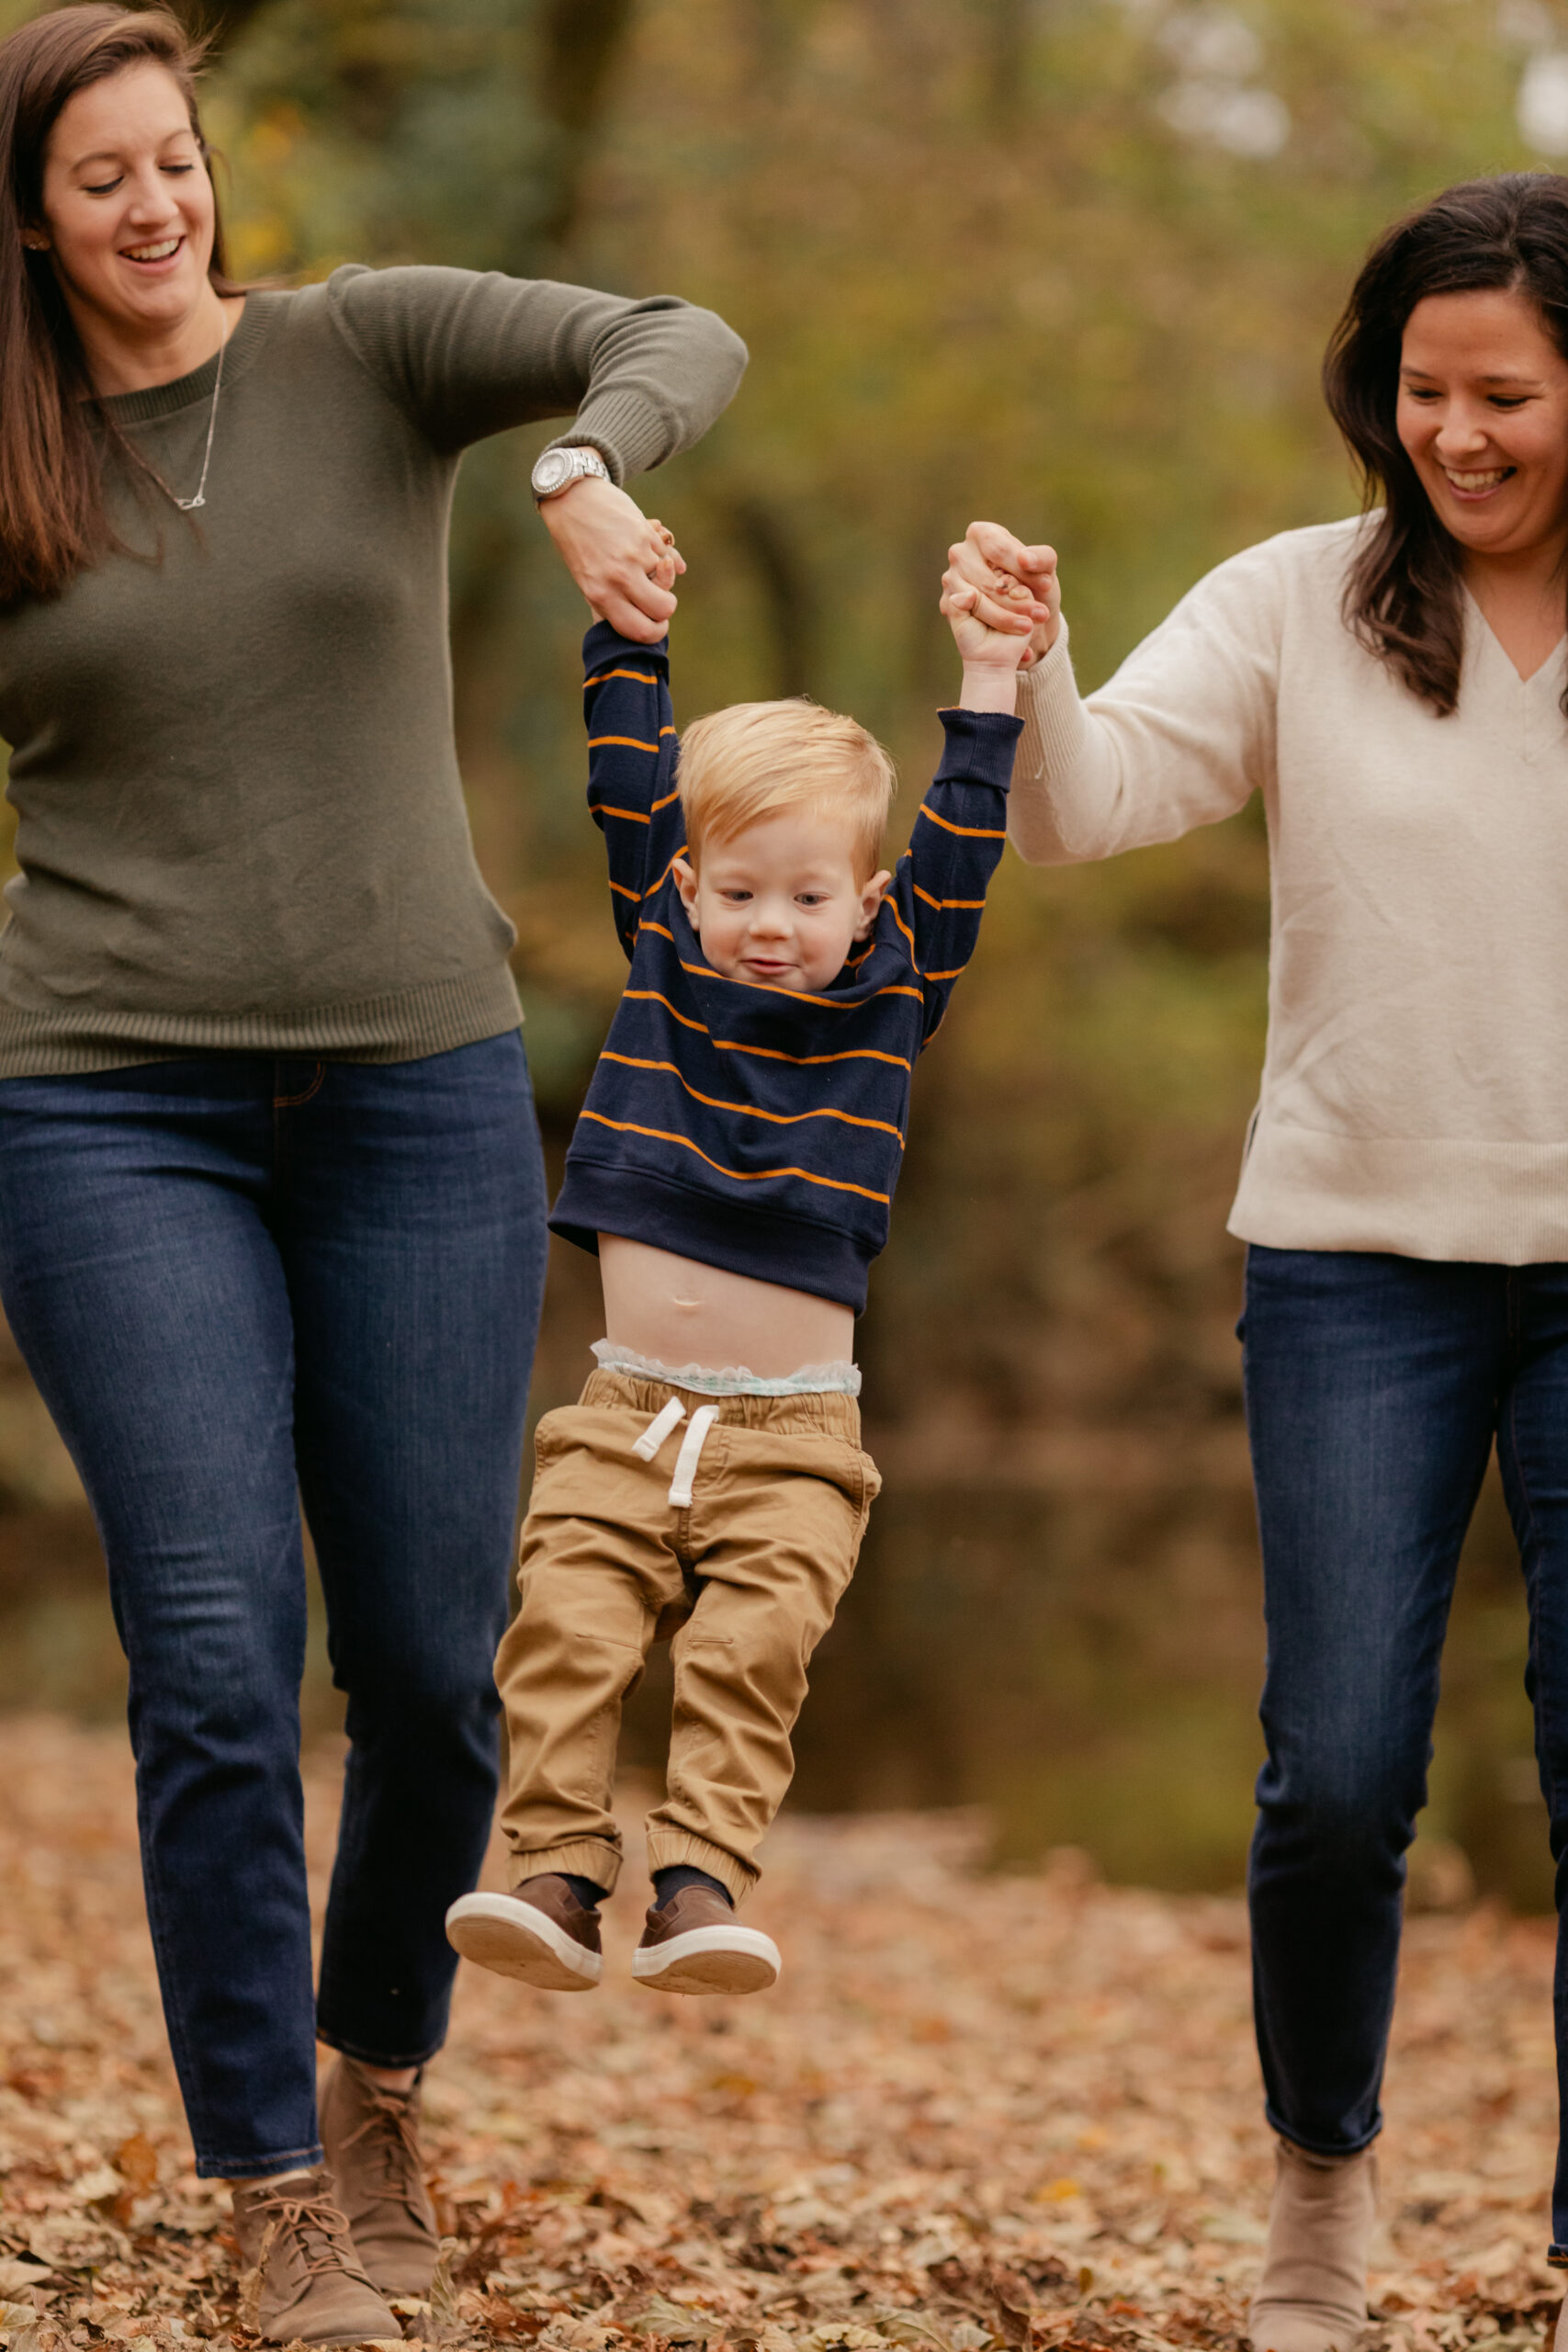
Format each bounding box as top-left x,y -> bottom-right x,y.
673,810 -> 891,993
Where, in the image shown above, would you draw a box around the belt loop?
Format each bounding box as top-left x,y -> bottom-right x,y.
667,1405 -> 719,1509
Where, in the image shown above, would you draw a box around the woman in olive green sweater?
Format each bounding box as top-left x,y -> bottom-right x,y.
0,8 -> 745,2339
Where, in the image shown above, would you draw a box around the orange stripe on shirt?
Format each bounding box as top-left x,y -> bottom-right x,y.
888,900 -> 921,972
584,668 -> 659,687
577,1112 -> 892,1205
599,1052 -> 906,1144
917,803 -> 1006,841
912,883 -> 987,910
617,991 -> 910,1070
623,989 -> 707,1034
713,1038 -> 912,1072
598,804 -> 652,825
677,958 -> 923,1012
589,735 -> 661,754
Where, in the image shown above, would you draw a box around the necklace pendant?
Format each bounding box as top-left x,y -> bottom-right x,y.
176,492 -> 205,512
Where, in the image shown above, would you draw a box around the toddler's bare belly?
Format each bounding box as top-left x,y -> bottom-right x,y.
598,1235 -> 853,1375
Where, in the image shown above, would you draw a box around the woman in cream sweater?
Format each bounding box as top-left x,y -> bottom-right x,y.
943,173 -> 1568,2352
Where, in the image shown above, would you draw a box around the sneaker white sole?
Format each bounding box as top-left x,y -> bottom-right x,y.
631,1922 -> 781,1995
445,1892 -> 603,1990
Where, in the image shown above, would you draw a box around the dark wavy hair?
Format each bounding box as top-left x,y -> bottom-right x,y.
1324,171 -> 1568,718
0,3 -> 244,604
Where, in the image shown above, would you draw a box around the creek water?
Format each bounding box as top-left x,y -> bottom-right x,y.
0,1448 -> 1550,1911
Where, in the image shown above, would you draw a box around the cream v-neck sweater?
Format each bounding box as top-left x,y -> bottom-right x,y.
1013,514 -> 1568,1264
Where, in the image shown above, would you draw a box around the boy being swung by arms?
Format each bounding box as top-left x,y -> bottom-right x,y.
446,555 -> 1027,1995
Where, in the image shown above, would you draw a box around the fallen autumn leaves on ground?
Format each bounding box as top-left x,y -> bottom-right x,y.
0,1717 -> 1560,2352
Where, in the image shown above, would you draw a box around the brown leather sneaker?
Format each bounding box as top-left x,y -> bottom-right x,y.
632,1884 -> 780,1995
445,1873 -> 604,1989
319,2054 -> 440,2299
231,2166 -> 401,2345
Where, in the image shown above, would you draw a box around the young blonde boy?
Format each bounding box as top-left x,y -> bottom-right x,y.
446,562 -> 1025,1994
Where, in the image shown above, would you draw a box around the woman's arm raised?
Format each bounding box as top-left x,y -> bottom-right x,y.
945,521 -> 1281,865
326,264 -> 745,638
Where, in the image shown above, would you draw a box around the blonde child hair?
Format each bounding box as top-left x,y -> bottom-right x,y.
678,698 -> 897,879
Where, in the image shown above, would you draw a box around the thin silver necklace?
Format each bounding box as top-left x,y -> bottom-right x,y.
169,312 -> 232,514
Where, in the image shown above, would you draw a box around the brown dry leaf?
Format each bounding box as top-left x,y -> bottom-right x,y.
114,2134 -> 158,2193
0,1722 -> 1562,2352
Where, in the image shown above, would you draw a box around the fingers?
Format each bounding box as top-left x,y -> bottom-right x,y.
966,518 -> 1055,577
596,567 -> 679,640
942,563 -> 1032,634
643,519 -> 686,593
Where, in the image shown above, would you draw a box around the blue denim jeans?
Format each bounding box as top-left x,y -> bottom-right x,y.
0,1035 -> 547,2177
1243,1243 -> 1568,2256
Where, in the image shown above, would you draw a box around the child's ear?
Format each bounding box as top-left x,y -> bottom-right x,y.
854,868 -> 893,939
672,854 -> 700,929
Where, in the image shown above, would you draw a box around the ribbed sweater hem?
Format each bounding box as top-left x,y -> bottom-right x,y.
1229,1115 -> 1568,1265
0,963 -> 523,1078
550,1159 -> 874,1312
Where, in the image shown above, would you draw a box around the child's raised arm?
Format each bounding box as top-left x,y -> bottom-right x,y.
581,621 -> 683,962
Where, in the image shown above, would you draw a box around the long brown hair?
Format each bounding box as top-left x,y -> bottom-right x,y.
1324,173 -> 1568,718
0,3 -> 243,604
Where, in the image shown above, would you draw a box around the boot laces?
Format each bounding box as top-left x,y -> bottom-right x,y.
253,2178 -> 364,2282
341,2085 -> 425,2212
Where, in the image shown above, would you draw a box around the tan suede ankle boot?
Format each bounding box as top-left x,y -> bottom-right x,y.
319,2055 -> 440,2298
231,2167 -> 400,2346
1247,2139 -> 1377,2352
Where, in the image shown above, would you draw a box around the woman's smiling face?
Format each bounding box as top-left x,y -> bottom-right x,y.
1397,286 -> 1568,563
36,61 -> 216,347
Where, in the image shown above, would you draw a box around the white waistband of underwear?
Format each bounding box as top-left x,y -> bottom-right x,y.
592,1340 -> 861,1397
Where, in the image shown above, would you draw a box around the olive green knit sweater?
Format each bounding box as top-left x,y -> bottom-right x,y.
0,265 -> 746,1075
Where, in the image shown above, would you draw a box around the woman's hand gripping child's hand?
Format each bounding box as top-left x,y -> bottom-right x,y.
940,544 -> 1034,716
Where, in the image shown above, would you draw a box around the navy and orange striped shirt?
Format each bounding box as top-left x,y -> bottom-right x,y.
549,622 -> 1021,1310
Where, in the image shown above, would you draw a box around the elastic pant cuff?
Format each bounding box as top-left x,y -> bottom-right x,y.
646,1827 -> 756,1905
509,1838 -> 622,1896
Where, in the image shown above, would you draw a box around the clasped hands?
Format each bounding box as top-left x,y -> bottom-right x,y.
543,472 -> 1062,671
942,521 -> 1062,667
539,472 -> 686,642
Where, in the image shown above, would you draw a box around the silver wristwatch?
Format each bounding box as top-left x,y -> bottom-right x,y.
531,445 -> 612,503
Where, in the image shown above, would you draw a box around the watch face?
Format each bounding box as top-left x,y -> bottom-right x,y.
533,449 -> 572,495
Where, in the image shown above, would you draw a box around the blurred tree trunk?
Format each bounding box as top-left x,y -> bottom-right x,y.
453,0 -> 641,757
986,0 -> 1032,121
535,0 -> 637,259
175,0 -> 275,57
729,497 -> 818,700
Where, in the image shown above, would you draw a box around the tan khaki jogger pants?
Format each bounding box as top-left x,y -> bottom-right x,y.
494,1369 -> 880,1903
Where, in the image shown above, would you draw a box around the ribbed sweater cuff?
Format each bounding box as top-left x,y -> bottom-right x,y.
1016,625 -> 1089,785
548,389 -> 676,484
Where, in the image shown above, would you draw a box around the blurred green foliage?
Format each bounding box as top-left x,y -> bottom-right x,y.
0,0 -> 1563,1895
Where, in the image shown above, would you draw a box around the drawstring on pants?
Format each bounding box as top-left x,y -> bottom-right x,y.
632,1396 -> 720,1508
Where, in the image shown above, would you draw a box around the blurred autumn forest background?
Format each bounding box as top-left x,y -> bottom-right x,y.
0,0 -> 1562,1904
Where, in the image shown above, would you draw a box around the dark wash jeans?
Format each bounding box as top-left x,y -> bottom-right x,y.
1243,1243 -> 1568,2256
0,1035 -> 547,2177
